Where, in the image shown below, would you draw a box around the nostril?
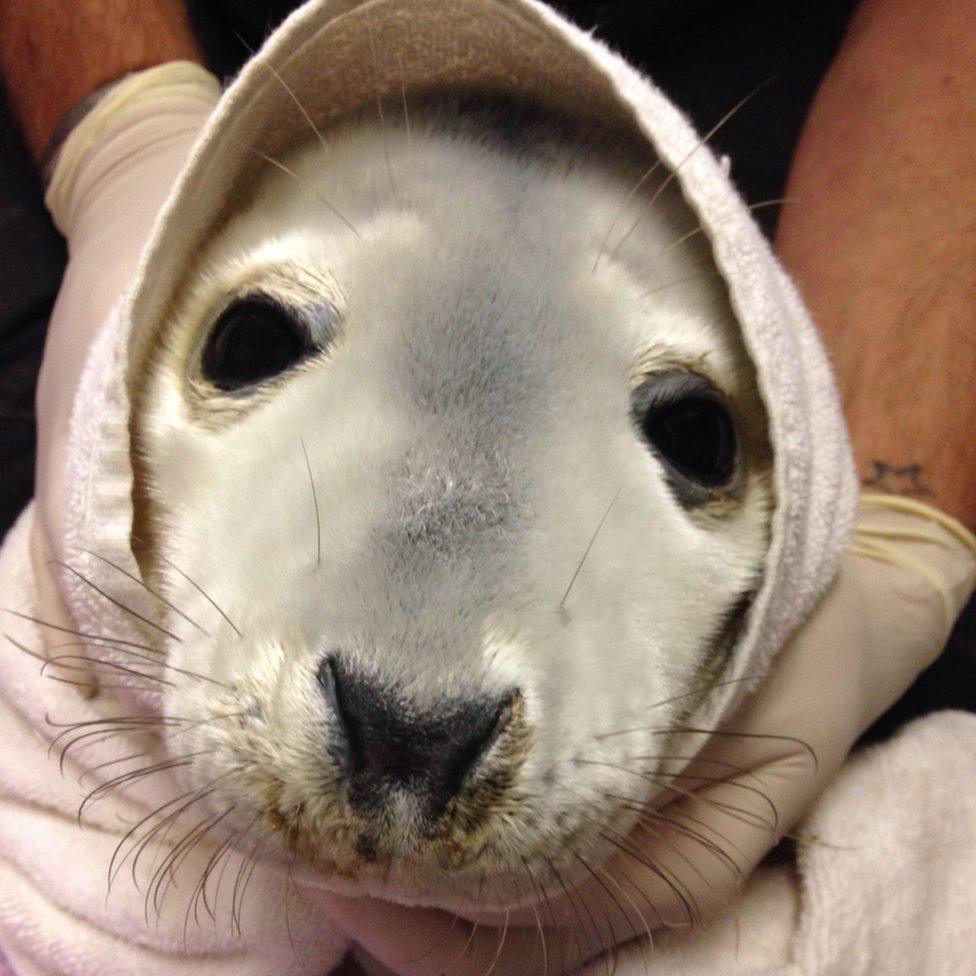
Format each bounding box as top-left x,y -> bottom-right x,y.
443,693 -> 516,798
317,655 -> 366,774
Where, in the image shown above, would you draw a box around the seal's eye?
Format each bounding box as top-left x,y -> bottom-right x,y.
201,296 -> 312,391
633,372 -> 738,490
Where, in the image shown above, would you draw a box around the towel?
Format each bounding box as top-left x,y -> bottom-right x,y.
0,1 -> 892,973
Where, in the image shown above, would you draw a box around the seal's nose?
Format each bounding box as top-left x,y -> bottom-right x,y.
317,655 -> 515,816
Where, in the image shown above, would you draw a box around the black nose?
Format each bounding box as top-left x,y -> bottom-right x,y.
318,656 -> 514,815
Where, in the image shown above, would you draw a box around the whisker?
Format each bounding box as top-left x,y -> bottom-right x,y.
109,788 -> 202,890
82,711 -> 248,785
598,829 -> 698,928
246,146 -> 363,240
366,14 -> 401,208
399,911 -> 462,965
572,851 -> 624,976
596,865 -> 652,976
42,654 -> 171,686
191,825 -> 237,926
543,855 -> 588,970
658,198 -> 796,259
180,806 -> 237,946
593,160 -> 663,272
595,674 -> 768,738
228,827 -> 271,939
610,858 -> 672,931
577,758 -> 777,832
81,548 -> 209,636
638,808 -> 743,883
79,752 -> 208,822
3,610 -> 163,653
660,727 -> 818,772
559,485 -> 623,610
637,765 -> 780,827
603,789 -> 750,867
233,834 -> 267,938
21,632 -> 234,692
57,723 -> 168,774
637,269 -> 721,300
611,818 -> 728,907
211,813 -> 261,926
528,900 -> 550,976
301,438 -> 322,569
607,77 -> 776,263
439,916 -> 481,972
521,856 -> 560,976
482,909 -> 510,976
46,712 -> 183,734
51,560 -> 181,643
151,807 -> 227,924
46,675 -> 158,693
154,553 -> 243,638
284,857 -> 305,973
397,52 -> 412,154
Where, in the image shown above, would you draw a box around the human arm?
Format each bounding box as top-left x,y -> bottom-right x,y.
776,0 -> 976,529
0,0 -> 201,163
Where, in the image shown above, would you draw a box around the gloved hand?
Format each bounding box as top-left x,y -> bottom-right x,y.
317,492 -> 976,976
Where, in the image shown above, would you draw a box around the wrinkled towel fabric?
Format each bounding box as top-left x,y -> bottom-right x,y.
9,0 -> 961,974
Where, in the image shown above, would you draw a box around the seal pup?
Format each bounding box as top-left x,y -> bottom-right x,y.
130,92 -> 773,917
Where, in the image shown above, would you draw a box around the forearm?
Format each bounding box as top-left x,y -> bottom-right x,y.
776,0 -> 976,528
0,0 -> 201,161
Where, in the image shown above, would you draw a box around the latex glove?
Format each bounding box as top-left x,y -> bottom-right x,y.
317,493 -> 976,976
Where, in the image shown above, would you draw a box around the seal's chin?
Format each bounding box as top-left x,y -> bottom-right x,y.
288,848 -> 558,914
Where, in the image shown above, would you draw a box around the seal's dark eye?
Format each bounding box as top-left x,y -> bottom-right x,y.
633,372 -> 738,489
201,296 -> 311,391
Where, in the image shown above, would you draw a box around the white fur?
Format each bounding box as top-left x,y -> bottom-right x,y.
134,106 -> 771,911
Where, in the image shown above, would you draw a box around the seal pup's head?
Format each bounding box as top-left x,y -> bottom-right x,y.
132,93 -> 772,910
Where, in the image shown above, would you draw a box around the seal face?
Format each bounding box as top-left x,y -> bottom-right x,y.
133,95 -> 772,910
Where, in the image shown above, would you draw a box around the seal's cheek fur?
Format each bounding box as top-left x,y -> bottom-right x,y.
130,102 -> 772,907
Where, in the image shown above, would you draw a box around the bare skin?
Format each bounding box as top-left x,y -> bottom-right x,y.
0,0 -> 201,161
776,0 -> 976,528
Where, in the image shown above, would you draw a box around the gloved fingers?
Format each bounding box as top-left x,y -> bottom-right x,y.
850,495 -> 976,723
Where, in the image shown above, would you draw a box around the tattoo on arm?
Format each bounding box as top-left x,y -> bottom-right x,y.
862,460 -> 934,497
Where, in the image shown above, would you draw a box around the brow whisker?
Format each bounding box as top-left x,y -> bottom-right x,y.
607,78 -> 776,264
301,438 -> 322,569
559,485 -> 624,610
246,146 -> 363,239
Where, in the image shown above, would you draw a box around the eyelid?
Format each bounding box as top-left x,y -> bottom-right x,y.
299,300 -> 339,348
631,370 -> 726,416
